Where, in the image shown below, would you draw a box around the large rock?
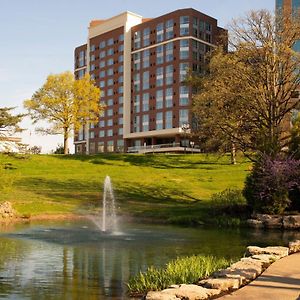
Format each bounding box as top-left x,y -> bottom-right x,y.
289,240 -> 300,254
250,254 -> 280,267
146,284 -> 221,300
198,278 -> 240,291
247,219 -> 264,228
254,214 -> 283,229
0,201 -> 15,219
283,215 -> 300,229
146,291 -> 180,300
246,246 -> 289,258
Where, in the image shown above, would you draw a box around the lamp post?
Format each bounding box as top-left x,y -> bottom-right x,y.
190,141 -> 195,154
181,123 -> 190,154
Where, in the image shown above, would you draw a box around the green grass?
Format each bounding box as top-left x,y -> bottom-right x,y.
0,153 -> 251,221
127,255 -> 231,295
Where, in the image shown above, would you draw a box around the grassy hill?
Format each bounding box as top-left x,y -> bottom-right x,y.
0,153 -> 251,223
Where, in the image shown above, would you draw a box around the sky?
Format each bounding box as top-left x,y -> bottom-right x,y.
0,0 -> 274,153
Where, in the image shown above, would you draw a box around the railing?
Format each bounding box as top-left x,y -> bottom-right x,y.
127,143 -> 181,153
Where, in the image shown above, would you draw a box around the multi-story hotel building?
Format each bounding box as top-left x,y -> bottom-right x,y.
74,8 -> 226,154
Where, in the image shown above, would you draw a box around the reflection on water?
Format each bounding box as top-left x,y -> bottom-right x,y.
0,220 -> 299,299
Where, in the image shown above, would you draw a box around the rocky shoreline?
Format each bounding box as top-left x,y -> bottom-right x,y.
145,240 -> 300,300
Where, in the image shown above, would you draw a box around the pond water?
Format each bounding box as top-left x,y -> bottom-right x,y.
0,220 -> 299,299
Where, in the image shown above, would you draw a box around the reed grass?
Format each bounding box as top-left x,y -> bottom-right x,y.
127,255 -> 230,295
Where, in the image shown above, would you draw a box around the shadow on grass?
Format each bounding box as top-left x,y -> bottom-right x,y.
15,176 -> 205,217
52,153 -> 238,170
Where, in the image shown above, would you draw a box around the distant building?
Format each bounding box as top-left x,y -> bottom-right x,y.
0,136 -> 25,153
74,8 -> 226,154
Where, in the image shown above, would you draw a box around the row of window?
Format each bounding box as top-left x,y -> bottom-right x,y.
92,127 -> 123,138
91,53 -> 123,63
90,34 -> 124,52
132,109 -> 189,133
89,140 -> 124,154
133,16 -> 213,50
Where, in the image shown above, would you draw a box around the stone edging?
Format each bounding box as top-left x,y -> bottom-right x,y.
145,240 -> 300,300
247,214 -> 300,229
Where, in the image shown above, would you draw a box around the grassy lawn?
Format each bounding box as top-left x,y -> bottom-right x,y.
0,153 -> 251,222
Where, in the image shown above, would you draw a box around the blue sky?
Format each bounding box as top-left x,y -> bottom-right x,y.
0,0 -> 274,153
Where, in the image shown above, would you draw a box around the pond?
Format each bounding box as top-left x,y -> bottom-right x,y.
0,220 -> 299,299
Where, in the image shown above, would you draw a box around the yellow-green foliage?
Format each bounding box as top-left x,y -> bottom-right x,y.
127,255 -> 230,294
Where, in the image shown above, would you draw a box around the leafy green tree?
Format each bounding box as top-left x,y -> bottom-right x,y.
190,10 -> 300,159
0,107 -> 24,136
24,71 -> 103,154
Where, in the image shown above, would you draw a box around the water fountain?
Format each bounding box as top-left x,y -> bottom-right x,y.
101,176 -> 118,233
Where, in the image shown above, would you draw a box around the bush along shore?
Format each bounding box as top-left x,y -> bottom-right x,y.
130,240 -> 300,300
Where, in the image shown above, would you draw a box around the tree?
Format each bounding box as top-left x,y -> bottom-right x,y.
0,107 -> 24,137
191,10 -> 300,160
24,71 -> 103,154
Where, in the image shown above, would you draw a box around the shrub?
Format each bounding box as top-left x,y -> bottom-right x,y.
127,255 -> 230,295
243,155 -> 300,214
210,188 -> 247,216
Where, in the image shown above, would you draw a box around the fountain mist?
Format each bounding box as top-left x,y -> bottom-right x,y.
102,176 -> 118,232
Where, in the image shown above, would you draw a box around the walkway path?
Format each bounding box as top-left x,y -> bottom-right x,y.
218,252 -> 300,300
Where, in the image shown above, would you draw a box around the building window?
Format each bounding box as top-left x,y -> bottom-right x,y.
107,89 -> 113,96
78,69 -> 85,79
156,23 -> 164,42
118,107 -> 123,114
142,93 -> 149,112
107,68 -> 113,76
90,54 -> 95,62
156,45 -> 164,65
119,96 -> 123,104
90,64 -> 95,71
156,112 -> 163,130
99,41 -> 106,49
118,55 -> 124,62
165,19 -> 174,40
134,31 -> 141,49
107,140 -> 114,152
99,120 -> 105,128
107,48 -> 114,56
165,42 -> 173,62
100,51 -> 105,59
119,44 -> 124,52
156,89 -> 163,109
134,73 -> 140,92
118,117 -> 123,125
180,62 -> 189,81
99,130 -> 105,137
142,114 -> 149,132
107,99 -> 113,106
143,71 -> 149,90
165,87 -> 173,108
98,142 -> 104,153
180,39 -> 189,59
118,76 -> 123,83
107,38 -> 114,46
179,85 -> 189,106
118,128 -> 123,135
143,49 -> 150,68
180,16 -> 190,36
78,50 -> 85,67
119,34 -> 124,41
133,52 -> 141,71
107,108 -> 113,117
107,78 -> 113,86
107,58 -> 114,66
179,109 -> 189,126
99,81 -> 105,88
165,65 -> 173,85
107,129 -> 113,137
165,111 -> 173,129
99,60 -> 105,68
118,65 -> 124,73
78,126 -> 84,140
133,116 -> 140,133
107,119 -> 113,126
156,67 -> 164,87
118,86 -> 123,94
117,139 -> 124,152
134,95 -> 140,113
89,131 -> 95,139
143,27 -> 150,46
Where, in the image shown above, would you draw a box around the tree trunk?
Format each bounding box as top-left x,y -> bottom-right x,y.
231,141 -> 237,165
64,129 -> 69,154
